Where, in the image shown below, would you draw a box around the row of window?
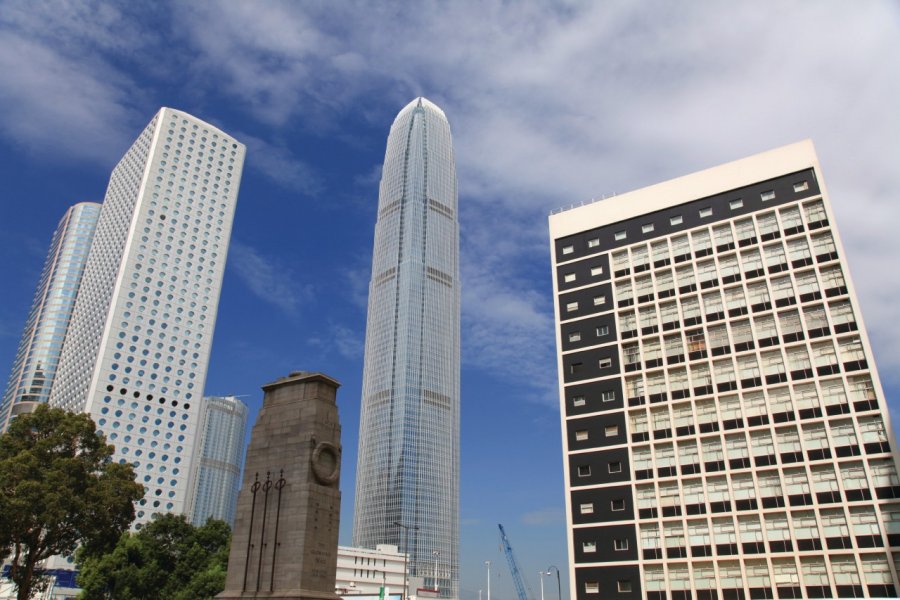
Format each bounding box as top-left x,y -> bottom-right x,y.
561,186 -> 816,259
587,551 -> 896,596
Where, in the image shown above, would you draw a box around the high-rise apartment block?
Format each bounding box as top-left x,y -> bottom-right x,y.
352,97 -> 460,598
186,395 -> 248,527
49,108 -> 245,527
550,141 -> 900,600
1,202 -> 100,430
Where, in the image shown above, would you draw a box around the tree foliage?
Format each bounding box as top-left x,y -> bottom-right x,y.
0,405 -> 144,600
76,513 -> 231,600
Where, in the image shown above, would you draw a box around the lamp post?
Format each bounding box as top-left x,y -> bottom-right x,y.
485,561 -> 491,600
432,550 -> 440,592
393,521 -> 419,600
539,571 -> 545,600
546,566 -> 561,600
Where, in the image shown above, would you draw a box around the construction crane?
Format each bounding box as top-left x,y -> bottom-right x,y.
498,524 -> 534,600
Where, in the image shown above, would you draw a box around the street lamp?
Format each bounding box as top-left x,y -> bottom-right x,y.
432,550 -> 440,592
546,566 -> 561,600
539,571 -> 546,600
393,522 -> 419,600
485,561 -> 491,600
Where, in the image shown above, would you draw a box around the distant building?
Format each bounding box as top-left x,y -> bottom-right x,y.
550,141 -> 900,600
352,97 -> 460,598
186,395 -> 248,527
0,202 -> 100,431
336,544 -> 407,597
49,108 -> 246,528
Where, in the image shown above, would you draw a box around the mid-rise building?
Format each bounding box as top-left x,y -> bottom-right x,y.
352,97 -> 460,598
186,395 -> 248,527
0,202 -> 100,430
49,108 -> 245,527
335,544 -> 407,597
550,141 -> 900,600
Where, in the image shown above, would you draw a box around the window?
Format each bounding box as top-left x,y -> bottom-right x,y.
652,241 -> 670,264
793,181 -> 809,192
583,541 -> 597,553
670,215 -> 683,226
692,230 -> 712,253
575,430 -> 589,441
580,502 -> 594,514
617,580 -> 632,593
604,425 -> 619,437
568,332 -> 581,343
612,251 -> 629,273
671,234 -> 690,257
616,280 -> 634,304
566,301 -> 578,312
577,465 -> 591,477
599,358 -> 612,369
610,498 -> 626,511
590,265 -> 603,276
699,207 -> 713,218
615,231 -> 627,241
585,582 -> 599,594
588,237 -> 600,248
563,272 -> 576,283
562,245 -> 574,255
780,206 -> 803,230
761,190 -> 775,201
572,395 -> 586,407
730,199 -> 744,210
714,224 -> 735,249
593,294 -> 607,306
804,199 -> 827,224
596,325 -> 610,337
601,390 -> 615,402
608,461 -> 622,473
642,223 -> 655,234
614,539 -> 629,551
757,212 -> 779,237
569,362 -> 583,375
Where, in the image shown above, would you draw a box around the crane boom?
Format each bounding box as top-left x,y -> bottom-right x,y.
498,524 -> 533,600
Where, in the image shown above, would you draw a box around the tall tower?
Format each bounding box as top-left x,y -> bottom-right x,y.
186,395 -> 249,527
50,108 -> 245,528
0,202 -> 100,430
550,141 -> 900,600
352,97 -> 460,598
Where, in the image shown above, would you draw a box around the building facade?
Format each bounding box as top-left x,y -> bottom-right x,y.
186,395 -> 248,527
550,141 -> 900,600
49,108 -> 245,527
0,202 -> 100,431
352,97 -> 460,598
335,544 -> 408,597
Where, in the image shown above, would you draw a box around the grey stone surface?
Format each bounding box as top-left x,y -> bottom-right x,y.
219,371 -> 342,600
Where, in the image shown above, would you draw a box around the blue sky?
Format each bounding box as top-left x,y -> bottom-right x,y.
1,2 -> 899,599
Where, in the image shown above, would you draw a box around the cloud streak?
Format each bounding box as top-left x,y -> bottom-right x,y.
227,240 -> 310,317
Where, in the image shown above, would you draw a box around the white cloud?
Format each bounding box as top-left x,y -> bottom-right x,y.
236,132 -> 323,195
227,240 -> 311,317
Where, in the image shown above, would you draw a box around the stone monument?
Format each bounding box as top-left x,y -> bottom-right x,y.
219,371 -> 342,600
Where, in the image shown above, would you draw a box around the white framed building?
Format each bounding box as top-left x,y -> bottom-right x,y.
336,544 -> 408,597
550,141 -> 900,600
49,108 -> 245,528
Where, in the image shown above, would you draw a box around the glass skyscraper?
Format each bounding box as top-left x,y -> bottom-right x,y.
187,395 -> 248,527
1,202 -> 100,431
352,97 -> 460,599
49,108 -> 245,528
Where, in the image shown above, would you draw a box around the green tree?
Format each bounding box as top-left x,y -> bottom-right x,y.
0,404 -> 144,600
76,513 -> 231,600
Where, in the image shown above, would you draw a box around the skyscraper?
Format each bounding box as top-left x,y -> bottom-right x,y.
50,108 -> 245,527
186,395 -> 248,527
352,97 -> 460,598
550,141 -> 900,600
0,202 -> 100,431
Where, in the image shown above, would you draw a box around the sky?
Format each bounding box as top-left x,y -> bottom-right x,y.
0,1 -> 899,599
